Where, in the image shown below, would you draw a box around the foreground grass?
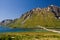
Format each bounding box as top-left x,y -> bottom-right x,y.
0,32 -> 60,40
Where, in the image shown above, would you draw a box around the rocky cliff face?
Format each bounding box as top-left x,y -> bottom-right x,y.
1,5 -> 60,28
0,19 -> 13,26
48,5 -> 60,19
21,5 -> 60,20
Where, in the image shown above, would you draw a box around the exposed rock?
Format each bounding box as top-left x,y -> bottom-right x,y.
48,5 -> 60,19
22,5 -> 60,19
1,5 -> 60,28
0,19 -> 13,26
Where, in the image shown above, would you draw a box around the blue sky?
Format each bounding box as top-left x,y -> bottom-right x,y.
0,0 -> 60,21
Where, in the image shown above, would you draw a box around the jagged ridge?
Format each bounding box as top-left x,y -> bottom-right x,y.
1,5 -> 60,28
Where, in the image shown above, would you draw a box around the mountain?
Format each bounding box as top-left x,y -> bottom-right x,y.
3,5 -> 60,28
0,19 -> 13,26
49,5 -> 60,18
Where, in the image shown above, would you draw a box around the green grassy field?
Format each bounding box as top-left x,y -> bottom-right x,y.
0,32 -> 60,40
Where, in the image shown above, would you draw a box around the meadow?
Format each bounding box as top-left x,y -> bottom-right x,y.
0,32 -> 60,40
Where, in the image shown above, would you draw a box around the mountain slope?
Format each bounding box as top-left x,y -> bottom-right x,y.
8,5 -> 60,28
0,19 -> 13,26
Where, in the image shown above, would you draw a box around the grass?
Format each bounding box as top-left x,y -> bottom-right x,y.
8,9 -> 60,28
0,32 -> 60,40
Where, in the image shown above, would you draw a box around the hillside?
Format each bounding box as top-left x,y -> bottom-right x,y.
4,5 -> 60,28
0,19 -> 13,26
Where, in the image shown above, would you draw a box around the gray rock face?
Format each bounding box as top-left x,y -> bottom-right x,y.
0,19 -> 13,26
0,5 -> 60,26
22,5 -> 60,19
49,5 -> 60,19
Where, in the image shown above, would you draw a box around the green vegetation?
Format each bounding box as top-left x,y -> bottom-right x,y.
8,9 -> 60,28
0,32 -> 60,40
0,5 -> 60,40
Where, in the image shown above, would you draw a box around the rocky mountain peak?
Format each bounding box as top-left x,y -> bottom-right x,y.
32,8 -> 41,11
22,5 -> 60,20
48,5 -> 60,19
1,5 -> 60,28
0,19 -> 13,26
